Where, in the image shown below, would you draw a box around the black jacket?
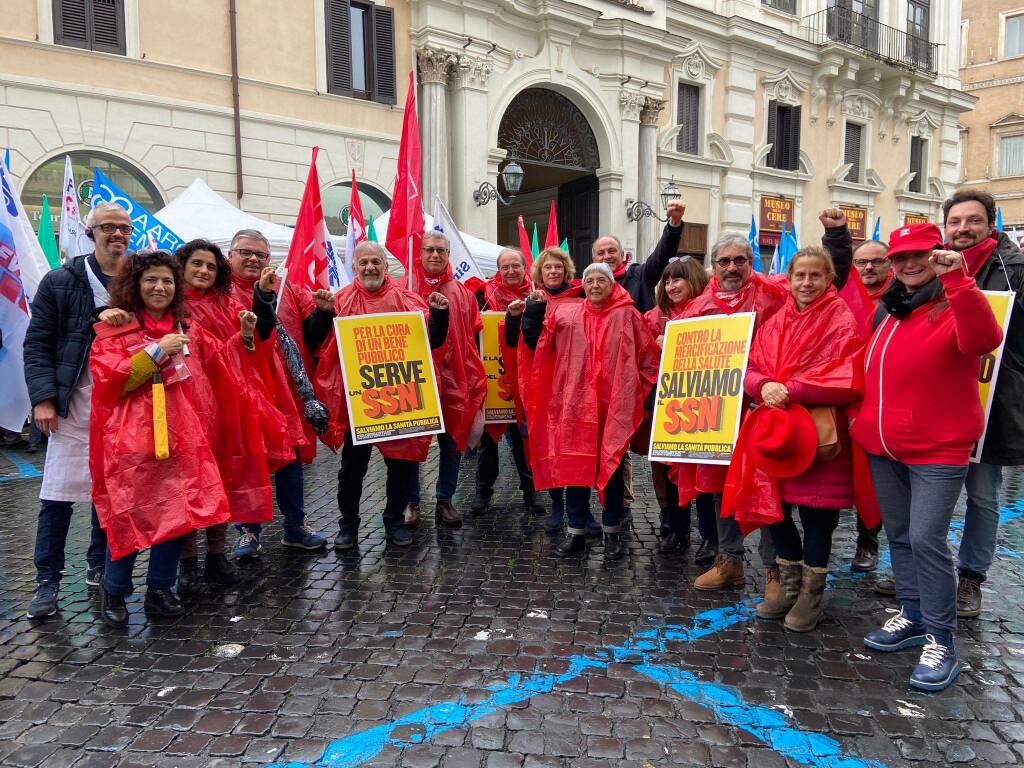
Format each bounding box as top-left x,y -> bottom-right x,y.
23,255 -> 107,417
972,232 -> 1024,465
619,222 -> 684,313
819,224 -> 855,290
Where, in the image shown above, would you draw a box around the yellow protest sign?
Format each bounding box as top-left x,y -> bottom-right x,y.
648,312 -> 755,464
480,311 -> 515,423
333,311 -> 444,445
972,291 -> 1015,463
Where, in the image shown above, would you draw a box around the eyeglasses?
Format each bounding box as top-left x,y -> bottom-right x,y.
421,246 -> 448,255
95,223 -> 133,235
668,255 -> 691,264
853,258 -> 889,268
233,248 -> 270,261
714,256 -> 750,268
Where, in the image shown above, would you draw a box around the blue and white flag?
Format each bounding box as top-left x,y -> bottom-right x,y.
90,167 -> 184,253
872,216 -> 881,241
432,195 -> 486,290
59,156 -> 88,261
0,163 -> 34,430
748,215 -> 762,273
996,207 -> 1004,232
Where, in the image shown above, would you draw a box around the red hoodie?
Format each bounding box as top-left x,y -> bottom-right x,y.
850,268 -> 1004,465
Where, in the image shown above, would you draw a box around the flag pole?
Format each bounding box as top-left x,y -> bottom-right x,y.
408,238 -> 415,293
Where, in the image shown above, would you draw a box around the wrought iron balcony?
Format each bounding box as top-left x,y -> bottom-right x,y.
803,7 -> 938,74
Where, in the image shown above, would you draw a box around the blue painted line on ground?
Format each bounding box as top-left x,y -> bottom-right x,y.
0,450 -> 42,482
266,601 -> 886,768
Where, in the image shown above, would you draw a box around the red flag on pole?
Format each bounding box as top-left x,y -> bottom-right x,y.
282,146 -> 331,292
386,72 -> 424,288
517,215 -> 533,274
837,265 -> 875,339
544,200 -> 559,249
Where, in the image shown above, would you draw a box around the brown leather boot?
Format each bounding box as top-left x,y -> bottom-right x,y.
756,559 -> 802,619
694,554 -> 744,592
435,500 -> 462,527
404,502 -> 421,528
784,564 -> 829,632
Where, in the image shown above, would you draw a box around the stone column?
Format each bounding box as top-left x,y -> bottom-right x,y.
618,90 -> 644,257
720,51 -> 758,233
450,54 -> 495,240
417,47 -> 455,210
637,97 -> 666,261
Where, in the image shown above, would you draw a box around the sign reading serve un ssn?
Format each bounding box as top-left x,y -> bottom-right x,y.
334,312 -> 445,445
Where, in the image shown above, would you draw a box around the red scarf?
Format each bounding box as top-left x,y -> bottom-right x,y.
960,235 -> 998,279
139,311 -> 176,339
483,274 -> 531,311
709,276 -> 756,313
416,263 -> 453,300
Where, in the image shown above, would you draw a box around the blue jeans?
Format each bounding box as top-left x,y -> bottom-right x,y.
33,500 -> 107,584
957,462 -> 1003,581
102,537 -> 183,597
410,433 -> 462,503
242,459 -> 306,534
566,460 -> 625,534
715,495 -> 776,565
868,455 -> 967,636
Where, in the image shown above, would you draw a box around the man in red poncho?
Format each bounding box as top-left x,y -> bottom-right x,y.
406,231 -> 487,527
315,242 -> 451,549
471,247 -> 540,516
681,233 -> 788,592
521,262 -> 659,560
227,229 -> 333,556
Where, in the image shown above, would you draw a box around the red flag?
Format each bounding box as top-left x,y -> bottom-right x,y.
282,146 -> 330,292
385,72 -> 424,289
544,200 -> 559,249
838,266 -> 875,338
517,215 -> 533,274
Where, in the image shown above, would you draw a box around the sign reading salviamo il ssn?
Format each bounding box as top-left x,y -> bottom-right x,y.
333,312 -> 444,445
648,313 -> 755,464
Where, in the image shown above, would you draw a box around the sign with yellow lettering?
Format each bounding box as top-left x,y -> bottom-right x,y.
839,205 -> 867,240
759,195 -> 794,233
972,291 -> 1015,462
904,213 -> 929,225
649,313 -> 755,464
480,311 -> 515,423
334,312 -> 444,445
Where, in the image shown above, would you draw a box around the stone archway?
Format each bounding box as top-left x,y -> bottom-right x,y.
496,87 -> 601,273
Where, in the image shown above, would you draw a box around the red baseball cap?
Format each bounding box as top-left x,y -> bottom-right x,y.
887,223 -> 944,257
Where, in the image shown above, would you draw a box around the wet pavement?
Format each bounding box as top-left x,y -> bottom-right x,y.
1,443 -> 1024,767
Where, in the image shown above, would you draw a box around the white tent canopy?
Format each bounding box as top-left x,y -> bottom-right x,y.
373,210 -> 505,276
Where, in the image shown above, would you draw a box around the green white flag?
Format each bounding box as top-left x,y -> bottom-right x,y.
37,194 -> 60,269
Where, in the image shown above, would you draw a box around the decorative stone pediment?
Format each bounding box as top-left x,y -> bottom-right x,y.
841,90 -> 881,120
762,69 -> 807,106
991,112 -> 1024,128
675,42 -> 724,82
908,110 -> 941,137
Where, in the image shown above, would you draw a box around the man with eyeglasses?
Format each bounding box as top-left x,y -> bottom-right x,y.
851,242 -> 893,301
682,233 -> 788,595
22,202 -> 129,619
939,190 -> 1024,618
227,229 -> 334,557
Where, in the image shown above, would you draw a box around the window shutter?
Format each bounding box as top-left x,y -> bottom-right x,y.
371,5 -> 396,105
844,123 -> 862,182
90,0 -> 125,55
325,0 -> 353,96
676,83 -> 700,155
909,136 -> 924,192
54,0 -> 90,49
786,105 -> 802,171
766,100 -> 779,168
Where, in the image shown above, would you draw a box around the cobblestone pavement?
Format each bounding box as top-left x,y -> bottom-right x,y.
2,443 -> 1024,768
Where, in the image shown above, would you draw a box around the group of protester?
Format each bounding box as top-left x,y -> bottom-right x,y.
21,188 -> 1021,695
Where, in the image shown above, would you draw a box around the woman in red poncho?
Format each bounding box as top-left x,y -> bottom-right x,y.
519,262 -> 660,560
90,251 -> 242,627
174,239 -> 298,593
724,246 -> 864,632
639,257 -> 715,564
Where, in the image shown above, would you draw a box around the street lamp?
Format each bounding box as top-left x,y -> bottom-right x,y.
473,158 -> 525,206
626,178 -> 681,222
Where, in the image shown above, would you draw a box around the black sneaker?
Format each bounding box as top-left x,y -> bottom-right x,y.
143,588 -> 185,618
470,492 -> 491,516
334,530 -> 357,551
26,582 -> 58,620
386,527 -> 413,546
910,635 -> 961,692
99,585 -> 128,627
864,608 -> 927,652
85,567 -> 104,588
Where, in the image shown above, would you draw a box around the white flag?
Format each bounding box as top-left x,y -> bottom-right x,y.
0,163 -> 34,430
5,172 -> 51,303
432,195 -> 486,289
59,156 -> 87,261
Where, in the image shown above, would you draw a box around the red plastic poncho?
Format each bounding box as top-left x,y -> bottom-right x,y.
184,287 -> 308,472
230,273 -> 319,464
90,318 -> 270,560
720,288 -> 867,533
526,284 -> 659,498
516,285 -> 584,419
483,275 -> 532,443
483,274 -> 531,312
314,276 -> 438,461
413,265 -> 487,450
673,273 -> 789,501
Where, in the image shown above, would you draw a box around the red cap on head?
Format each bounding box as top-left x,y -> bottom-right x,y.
887,223 -> 944,258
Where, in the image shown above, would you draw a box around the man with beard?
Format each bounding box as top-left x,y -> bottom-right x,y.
852,240 -> 893,301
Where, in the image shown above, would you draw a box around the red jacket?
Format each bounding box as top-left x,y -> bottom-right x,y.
850,269 -> 1003,465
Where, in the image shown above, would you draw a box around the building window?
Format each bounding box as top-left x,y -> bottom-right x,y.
761,0 -> 797,14
1000,135 -> 1024,177
53,0 -> 125,55
907,0 -> 931,67
909,136 -> 927,192
767,100 -> 802,172
676,83 -> 700,155
1007,14 -> 1024,58
844,122 -> 864,183
325,0 -> 397,105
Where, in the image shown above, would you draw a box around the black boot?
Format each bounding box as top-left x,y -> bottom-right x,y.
176,557 -> 201,596
144,588 -> 185,618
204,553 -> 240,586
694,539 -> 718,567
523,488 -> 545,515
100,585 -> 128,627
658,532 -> 681,554
658,509 -> 671,537
603,532 -> 625,560
555,534 -> 587,557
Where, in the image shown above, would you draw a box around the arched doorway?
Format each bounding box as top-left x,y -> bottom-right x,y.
497,87 -> 600,273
